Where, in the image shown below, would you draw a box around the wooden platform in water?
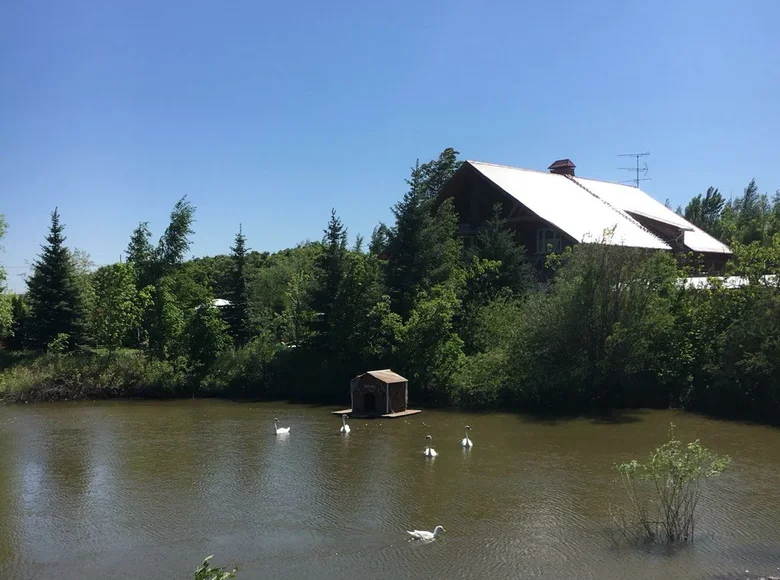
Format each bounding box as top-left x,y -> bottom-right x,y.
331,408 -> 422,419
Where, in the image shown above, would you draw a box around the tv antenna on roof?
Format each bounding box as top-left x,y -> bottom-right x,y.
618,151 -> 650,188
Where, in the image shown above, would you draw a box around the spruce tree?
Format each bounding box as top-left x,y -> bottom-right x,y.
311,209 -> 348,352
26,209 -> 86,349
476,203 -> 535,294
126,221 -> 155,288
226,224 -> 252,345
386,148 -> 462,318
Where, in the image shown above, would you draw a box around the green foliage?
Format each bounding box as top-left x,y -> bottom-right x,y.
369,222 -> 390,255
612,424 -> 730,544
310,209 -> 349,350
0,215 -> 10,338
683,187 -> 725,237
7,149 -> 780,424
386,149 -> 462,318
201,333 -> 279,396
126,197 -> 196,289
475,203 -> 536,295
279,259 -> 315,346
0,349 -> 186,402
47,333 -> 70,353
90,263 -> 148,349
186,302 -> 231,374
156,196 -> 196,276
6,295 -> 30,350
396,286 -> 464,404
0,294 -> 11,340
26,209 -> 88,349
225,225 -> 253,345
144,278 -> 187,362
504,242 -> 680,410
126,221 -> 156,288
194,555 -> 238,580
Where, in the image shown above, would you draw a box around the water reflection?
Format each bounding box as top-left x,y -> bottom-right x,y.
1,402 -> 780,579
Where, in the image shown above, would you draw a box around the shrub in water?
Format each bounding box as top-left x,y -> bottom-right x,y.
611,423 -> 730,544
193,555 -> 238,580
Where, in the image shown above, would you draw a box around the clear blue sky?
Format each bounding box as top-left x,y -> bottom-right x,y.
2,0 -> 778,292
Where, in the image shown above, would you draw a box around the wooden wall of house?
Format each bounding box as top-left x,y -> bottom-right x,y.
388,383 -> 407,414
437,164 -> 733,273
441,168 -> 513,231
352,376 -> 389,414
437,165 -> 574,261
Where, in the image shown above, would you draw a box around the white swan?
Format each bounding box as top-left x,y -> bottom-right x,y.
461,425 -> 473,448
339,414 -> 351,434
407,525 -> 445,541
273,417 -> 290,435
423,435 -> 437,457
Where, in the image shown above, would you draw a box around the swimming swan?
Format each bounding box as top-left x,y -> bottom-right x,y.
407,526 -> 445,541
273,418 -> 290,435
461,425 -> 473,448
423,435 -> 437,457
339,414 -> 351,434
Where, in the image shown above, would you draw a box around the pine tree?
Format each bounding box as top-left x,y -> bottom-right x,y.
386,148 -> 462,318
126,221 -> 155,288
311,209 -> 348,349
476,203 -> 535,294
26,209 -> 87,349
226,224 -> 252,345
369,223 -> 390,255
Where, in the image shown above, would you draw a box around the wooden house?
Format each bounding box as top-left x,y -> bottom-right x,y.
434,158 -> 732,273
332,369 -> 421,418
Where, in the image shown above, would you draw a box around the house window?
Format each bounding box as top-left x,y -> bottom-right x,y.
536,228 -> 562,254
460,234 -> 479,257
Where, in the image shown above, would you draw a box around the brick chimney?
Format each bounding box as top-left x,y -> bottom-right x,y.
548,159 -> 575,177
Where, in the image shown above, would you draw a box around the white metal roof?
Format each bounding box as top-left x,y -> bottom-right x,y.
574,177 -> 731,254
679,275 -> 777,289
195,298 -> 232,310
468,162 -> 670,250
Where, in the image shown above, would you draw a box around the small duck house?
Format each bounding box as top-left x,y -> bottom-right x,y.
333,369 -> 421,418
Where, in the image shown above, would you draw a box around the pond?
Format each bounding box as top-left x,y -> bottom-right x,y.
1,401 -> 778,579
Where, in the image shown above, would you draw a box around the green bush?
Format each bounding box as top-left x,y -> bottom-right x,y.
611,423 -> 730,545
193,555 -> 238,580
200,333 -> 281,397
0,349 -> 185,402
451,349 -> 508,408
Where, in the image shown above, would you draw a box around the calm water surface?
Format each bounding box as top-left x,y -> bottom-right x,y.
0,401 -> 778,579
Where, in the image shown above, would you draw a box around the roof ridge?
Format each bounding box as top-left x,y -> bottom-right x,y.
467,160 -> 551,176
564,174 -> 670,247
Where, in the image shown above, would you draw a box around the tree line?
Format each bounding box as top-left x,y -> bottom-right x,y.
1,148 -> 779,421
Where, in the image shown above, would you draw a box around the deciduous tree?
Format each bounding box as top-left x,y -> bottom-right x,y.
90,263 -> 147,349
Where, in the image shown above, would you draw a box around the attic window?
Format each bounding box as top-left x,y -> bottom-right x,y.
536,228 -> 562,254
